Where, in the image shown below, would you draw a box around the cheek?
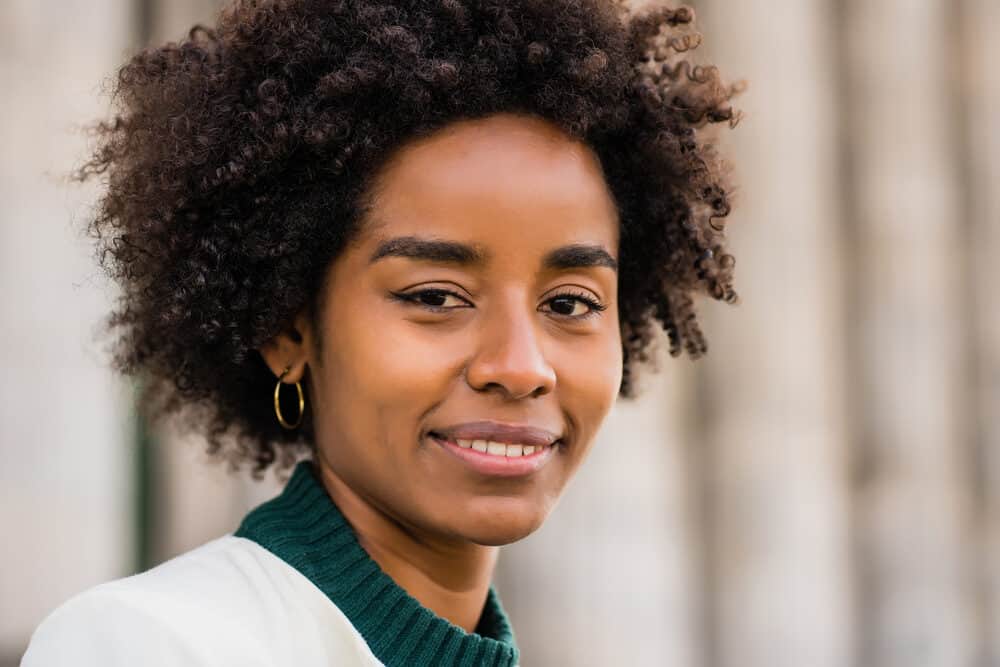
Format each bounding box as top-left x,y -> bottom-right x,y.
551,324 -> 623,430
311,308 -> 466,475
322,308 -> 466,409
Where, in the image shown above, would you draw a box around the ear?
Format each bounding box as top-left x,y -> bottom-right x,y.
258,309 -> 315,383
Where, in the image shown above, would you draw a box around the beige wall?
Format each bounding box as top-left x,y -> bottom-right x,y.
0,0 -> 134,660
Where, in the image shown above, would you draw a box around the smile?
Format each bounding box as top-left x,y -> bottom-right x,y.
429,433 -> 558,477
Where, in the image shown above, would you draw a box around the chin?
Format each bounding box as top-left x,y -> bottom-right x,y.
452,495 -> 551,546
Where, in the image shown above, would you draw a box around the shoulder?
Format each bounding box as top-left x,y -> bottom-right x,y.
21,536 -> 273,666
21,535 -> 383,666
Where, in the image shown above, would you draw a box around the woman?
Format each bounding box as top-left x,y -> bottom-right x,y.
22,0 -> 740,665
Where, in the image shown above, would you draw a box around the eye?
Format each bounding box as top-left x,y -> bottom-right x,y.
390,288 -> 472,312
541,290 -> 607,319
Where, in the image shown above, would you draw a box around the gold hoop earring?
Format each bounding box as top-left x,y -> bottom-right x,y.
274,366 -> 305,430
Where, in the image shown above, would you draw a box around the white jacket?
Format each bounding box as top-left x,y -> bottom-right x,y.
21,534 -> 385,666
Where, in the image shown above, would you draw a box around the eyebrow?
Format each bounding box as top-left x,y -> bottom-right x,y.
368,236 -> 485,265
543,244 -> 618,272
368,235 -> 617,272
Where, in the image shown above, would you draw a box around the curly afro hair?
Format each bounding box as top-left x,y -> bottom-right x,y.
77,0 -> 743,475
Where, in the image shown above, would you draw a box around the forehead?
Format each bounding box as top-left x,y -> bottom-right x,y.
359,113 -> 619,253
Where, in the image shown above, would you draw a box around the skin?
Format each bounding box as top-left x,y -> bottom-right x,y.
259,112 -> 623,633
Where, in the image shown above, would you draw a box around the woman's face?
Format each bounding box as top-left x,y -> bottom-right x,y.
276,112 -> 622,546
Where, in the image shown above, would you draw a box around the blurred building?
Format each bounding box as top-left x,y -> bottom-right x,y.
1,1 -> 997,665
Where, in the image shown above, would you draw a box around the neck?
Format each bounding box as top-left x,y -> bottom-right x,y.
316,460 -> 500,633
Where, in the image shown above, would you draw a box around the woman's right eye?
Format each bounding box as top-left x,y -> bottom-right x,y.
391,288 -> 472,311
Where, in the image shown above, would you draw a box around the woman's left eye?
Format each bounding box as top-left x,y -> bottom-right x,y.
541,292 -> 607,319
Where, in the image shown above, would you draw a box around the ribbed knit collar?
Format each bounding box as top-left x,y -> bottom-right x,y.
234,460 -> 520,667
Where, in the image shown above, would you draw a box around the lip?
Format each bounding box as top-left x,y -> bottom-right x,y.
428,421 -> 563,478
430,432 -> 558,477
431,421 -> 561,447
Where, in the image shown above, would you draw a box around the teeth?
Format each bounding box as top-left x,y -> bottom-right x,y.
451,438 -> 543,458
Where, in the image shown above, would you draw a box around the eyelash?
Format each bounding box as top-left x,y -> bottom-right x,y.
389,288 -> 608,319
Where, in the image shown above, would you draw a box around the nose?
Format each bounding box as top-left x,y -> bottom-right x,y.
464,299 -> 556,400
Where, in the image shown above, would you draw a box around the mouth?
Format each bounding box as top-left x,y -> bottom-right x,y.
430,421 -> 562,448
428,422 -> 563,477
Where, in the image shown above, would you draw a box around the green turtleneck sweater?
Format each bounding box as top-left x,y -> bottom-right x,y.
234,460 -> 520,667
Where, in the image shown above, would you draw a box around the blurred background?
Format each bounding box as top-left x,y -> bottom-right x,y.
2,0 -> 997,665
